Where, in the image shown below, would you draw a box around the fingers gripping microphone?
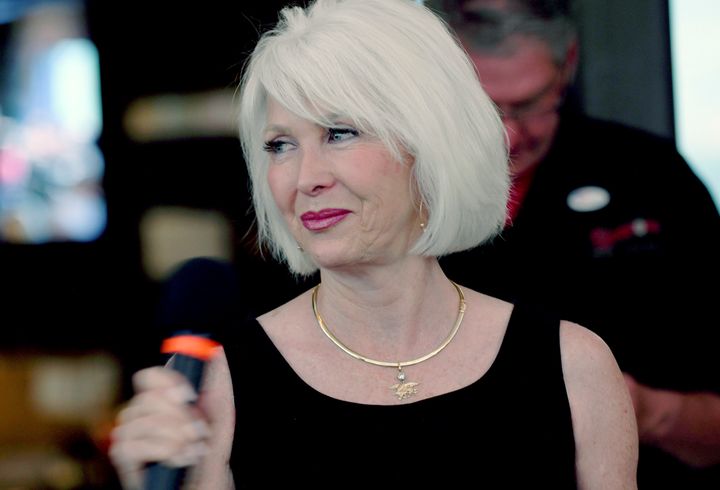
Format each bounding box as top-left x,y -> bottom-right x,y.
144,258 -> 238,490
144,334 -> 220,490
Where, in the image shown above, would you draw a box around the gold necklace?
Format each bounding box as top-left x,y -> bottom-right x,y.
311,281 -> 466,400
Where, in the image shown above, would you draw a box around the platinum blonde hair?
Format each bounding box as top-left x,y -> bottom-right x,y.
239,0 -> 509,276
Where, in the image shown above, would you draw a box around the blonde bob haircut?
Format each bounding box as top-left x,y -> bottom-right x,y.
239,0 -> 509,276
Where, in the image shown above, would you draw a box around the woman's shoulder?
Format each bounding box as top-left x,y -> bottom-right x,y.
558,320 -> 631,412
255,287 -> 320,354
559,320 -> 619,378
257,287 -> 316,327
456,285 -> 514,322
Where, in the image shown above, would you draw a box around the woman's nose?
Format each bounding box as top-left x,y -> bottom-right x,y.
296,146 -> 335,196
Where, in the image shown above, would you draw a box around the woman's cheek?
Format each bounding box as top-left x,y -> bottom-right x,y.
268,168 -> 294,211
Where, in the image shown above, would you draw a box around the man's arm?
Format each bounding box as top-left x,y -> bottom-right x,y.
625,374 -> 720,467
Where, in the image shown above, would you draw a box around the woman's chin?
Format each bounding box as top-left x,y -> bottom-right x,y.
309,254 -> 358,272
306,246 -> 372,272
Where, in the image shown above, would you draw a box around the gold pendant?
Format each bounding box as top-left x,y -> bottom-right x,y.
390,366 -> 419,400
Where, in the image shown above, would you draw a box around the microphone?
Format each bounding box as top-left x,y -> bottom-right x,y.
144,257 -> 239,490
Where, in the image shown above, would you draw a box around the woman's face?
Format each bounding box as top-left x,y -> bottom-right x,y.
264,98 -> 420,272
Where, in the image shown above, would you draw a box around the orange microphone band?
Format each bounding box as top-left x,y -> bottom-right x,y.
161,335 -> 221,361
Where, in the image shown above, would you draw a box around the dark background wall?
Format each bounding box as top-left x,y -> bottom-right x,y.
575,0 -> 674,139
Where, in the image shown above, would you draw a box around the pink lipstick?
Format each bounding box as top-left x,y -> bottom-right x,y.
300,209 -> 351,231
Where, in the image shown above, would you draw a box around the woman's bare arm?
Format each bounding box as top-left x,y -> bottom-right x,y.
561,321 -> 638,489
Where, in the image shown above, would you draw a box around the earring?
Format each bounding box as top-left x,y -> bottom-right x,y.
297,243 -> 304,252
419,201 -> 426,232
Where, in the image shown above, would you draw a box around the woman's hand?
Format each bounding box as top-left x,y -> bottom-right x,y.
109,366 -> 211,489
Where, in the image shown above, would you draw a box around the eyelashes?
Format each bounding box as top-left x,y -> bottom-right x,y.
262,140 -> 289,154
327,127 -> 359,142
263,126 -> 360,155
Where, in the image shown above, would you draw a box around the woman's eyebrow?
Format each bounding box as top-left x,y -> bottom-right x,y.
263,123 -> 290,134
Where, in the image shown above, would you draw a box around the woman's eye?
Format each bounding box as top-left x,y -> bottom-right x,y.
263,140 -> 292,154
327,127 -> 359,143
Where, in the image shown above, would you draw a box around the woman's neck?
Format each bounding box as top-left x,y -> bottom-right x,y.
314,256 -> 461,362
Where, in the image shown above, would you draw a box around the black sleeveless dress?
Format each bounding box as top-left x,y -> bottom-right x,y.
219,303 -> 577,488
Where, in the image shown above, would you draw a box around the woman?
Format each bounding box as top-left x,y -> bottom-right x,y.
110,0 -> 638,488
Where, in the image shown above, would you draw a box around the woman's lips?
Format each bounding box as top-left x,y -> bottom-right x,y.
300,209 -> 351,231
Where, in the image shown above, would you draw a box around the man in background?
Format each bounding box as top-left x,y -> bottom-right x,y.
439,0 -> 720,487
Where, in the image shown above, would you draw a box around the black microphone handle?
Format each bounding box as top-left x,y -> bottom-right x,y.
146,257 -> 234,490
145,464 -> 186,490
144,353 -> 206,490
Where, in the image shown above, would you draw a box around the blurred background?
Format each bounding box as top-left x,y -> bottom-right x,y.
0,0 -> 717,487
